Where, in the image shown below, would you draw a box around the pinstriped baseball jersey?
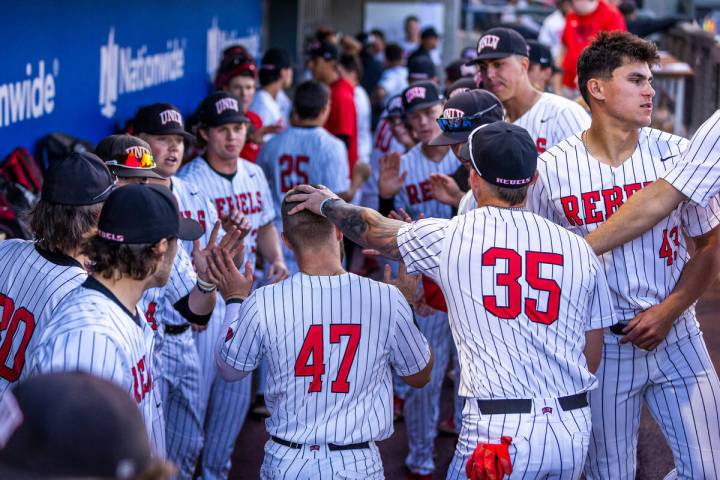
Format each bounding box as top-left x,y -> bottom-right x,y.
27,277 -> 165,454
364,117 -> 408,210
397,207 -> 617,399
514,92 -> 591,154
663,109 -> 720,208
257,126 -> 350,221
217,272 -> 431,445
527,129 -> 720,345
394,143 -> 460,219
177,157 -> 275,266
140,246 -> 196,330
0,241 -> 87,395
171,176 -> 220,255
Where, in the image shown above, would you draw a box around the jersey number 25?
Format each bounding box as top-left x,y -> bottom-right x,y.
295,324 -> 360,394
280,154 -> 310,193
0,294 -> 36,382
482,248 -> 563,325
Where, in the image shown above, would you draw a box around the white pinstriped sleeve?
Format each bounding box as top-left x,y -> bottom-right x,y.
216,293 -> 263,379
388,288 -> 431,376
680,195 -> 720,238
586,249 -> 618,330
256,168 -> 276,227
663,110 -> 720,207
397,218 -> 449,280
527,171 -> 567,226
164,246 -> 197,305
552,103 -> 590,145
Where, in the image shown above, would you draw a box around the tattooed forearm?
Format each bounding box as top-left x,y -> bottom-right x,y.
323,199 -> 404,259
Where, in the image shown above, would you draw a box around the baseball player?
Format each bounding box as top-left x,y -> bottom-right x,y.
131,104 -> 248,479
27,185 -> 205,457
376,80 -> 459,477
215,191 -> 433,479
285,121 -> 615,479
527,32 -> 720,479
586,108 -> 720,253
438,27 -> 591,215
178,91 -> 288,480
0,152 -> 113,396
257,80 -> 377,274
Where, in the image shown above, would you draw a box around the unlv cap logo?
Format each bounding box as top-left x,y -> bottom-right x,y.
215,97 -> 239,114
477,34 -> 501,52
126,145 -> 151,158
405,86 -> 427,103
159,109 -> 182,125
443,108 -> 465,118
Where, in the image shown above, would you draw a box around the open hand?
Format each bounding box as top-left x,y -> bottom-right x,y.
285,184 -> 341,216
378,152 -> 407,199
429,173 -> 463,208
206,249 -> 254,302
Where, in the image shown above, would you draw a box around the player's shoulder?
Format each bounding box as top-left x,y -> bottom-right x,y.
541,92 -> 586,112
0,238 -> 32,256
171,175 -> 210,199
526,209 -> 594,247
400,142 -> 423,162
538,133 -> 583,165
177,156 -> 208,178
239,157 -> 267,178
640,127 -> 687,159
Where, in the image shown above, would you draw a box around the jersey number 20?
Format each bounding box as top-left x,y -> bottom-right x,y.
0,294 -> 36,382
482,248 -> 562,325
295,324 -> 360,393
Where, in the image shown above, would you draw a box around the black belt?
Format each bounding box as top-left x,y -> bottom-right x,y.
609,323 -> 628,335
271,435 -> 369,451
477,392 -> 588,415
164,323 -> 190,335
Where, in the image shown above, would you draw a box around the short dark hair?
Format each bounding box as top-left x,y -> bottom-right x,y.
370,29 -> 385,41
385,43 -> 404,63
83,237 -> 164,281
293,80 -> 330,120
577,31 -> 658,107
339,53 -> 363,80
281,189 -> 336,250
28,200 -> 102,255
405,15 -> 419,26
488,184 -> 529,205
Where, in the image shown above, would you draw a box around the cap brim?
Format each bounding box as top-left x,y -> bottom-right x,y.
207,115 -> 251,127
405,99 -> 442,113
428,130 -> 470,146
145,128 -> 196,143
112,167 -> 166,180
178,217 -> 204,241
467,52 -> 515,64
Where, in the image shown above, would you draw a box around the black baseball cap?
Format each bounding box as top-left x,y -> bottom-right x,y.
402,81 -> 443,113
527,40 -> 561,72
466,121 -> 537,188
41,151 -> 115,206
469,27 -> 529,63
430,89 -> 504,146
307,41 -> 339,61
95,134 -> 165,180
446,77 -> 479,98
132,103 -> 195,143
97,184 -> 203,244
408,55 -> 437,81
197,91 -> 250,128
0,373 -> 151,479
445,59 -> 477,83
261,47 -> 292,70
385,94 -> 404,118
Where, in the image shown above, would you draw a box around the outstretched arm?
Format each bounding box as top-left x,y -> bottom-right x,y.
286,185 -> 407,259
586,179 -> 686,255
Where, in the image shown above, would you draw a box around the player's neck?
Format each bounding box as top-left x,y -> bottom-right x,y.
325,70 -> 340,85
421,143 -> 449,162
292,117 -> 323,128
295,246 -> 345,276
503,83 -> 542,122
205,151 -> 238,175
585,117 -> 640,168
91,274 -> 146,314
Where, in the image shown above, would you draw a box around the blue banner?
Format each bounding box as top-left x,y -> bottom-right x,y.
0,0 -> 262,158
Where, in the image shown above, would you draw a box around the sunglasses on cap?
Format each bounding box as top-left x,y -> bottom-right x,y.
436,104 -> 500,132
106,147 -> 156,169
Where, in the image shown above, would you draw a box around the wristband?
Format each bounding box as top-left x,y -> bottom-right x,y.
319,197 -> 341,218
196,278 -> 217,294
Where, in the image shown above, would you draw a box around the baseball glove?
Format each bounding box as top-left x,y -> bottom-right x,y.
465,435 -> 513,480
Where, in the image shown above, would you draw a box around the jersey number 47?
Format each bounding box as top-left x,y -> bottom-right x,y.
295,324 -> 361,394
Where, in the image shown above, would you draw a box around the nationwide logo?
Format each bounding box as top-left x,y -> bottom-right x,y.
0,59 -> 59,129
99,28 -> 186,119
206,17 -> 259,80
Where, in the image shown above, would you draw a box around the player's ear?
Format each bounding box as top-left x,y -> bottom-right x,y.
587,78 -> 605,103
152,238 -> 169,258
198,128 -> 209,143
334,226 -> 343,243
280,231 -> 293,251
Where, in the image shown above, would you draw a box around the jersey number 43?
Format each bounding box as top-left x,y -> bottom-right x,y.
0,294 -> 36,382
295,324 -> 361,394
